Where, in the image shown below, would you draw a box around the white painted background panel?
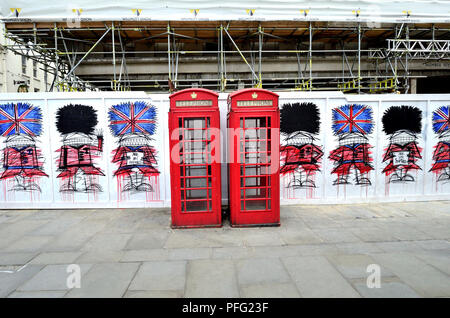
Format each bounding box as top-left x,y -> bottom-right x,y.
0,91 -> 448,209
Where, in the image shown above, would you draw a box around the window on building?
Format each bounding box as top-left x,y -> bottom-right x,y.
34,88 -> 39,92
33,60 -> 37,78
22,56 -> 27,74
44,65 -> 48,91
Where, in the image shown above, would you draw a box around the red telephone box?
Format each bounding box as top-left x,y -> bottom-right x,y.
227,88 -> 280,227
169,88 -> 222,228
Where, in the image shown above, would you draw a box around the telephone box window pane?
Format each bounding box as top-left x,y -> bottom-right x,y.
245,200 -> 266,211
184,177 -> 207,188
184,189 -> 208,200
184,141 -> 207,152
185,166 -> 208,177
242,176 -> 269,188
244,118 -> 267,128
244,188 -> 268,199
244,177 -> 260,187
245,140 -> 266,152
184,118 -> 206,129
185,201 -> 208,212
243,152 -> 269,164
244,128 -> 267,140
184,129 -> 205,140
245,165 -> 268,176
183,153 -> 206,164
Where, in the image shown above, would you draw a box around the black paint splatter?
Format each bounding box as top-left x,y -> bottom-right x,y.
56,104 -> 98,135
280,102 -> 320,135
382,105 -> 422,135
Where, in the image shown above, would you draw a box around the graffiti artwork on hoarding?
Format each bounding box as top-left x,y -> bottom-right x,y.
108,101 -> 160,196
55,104 -> 104,193
430,105 -> 450,182
0,102 -> 48,191
382,105 -> 423,183
329,104 -> 374,186
280,102 -> 323,189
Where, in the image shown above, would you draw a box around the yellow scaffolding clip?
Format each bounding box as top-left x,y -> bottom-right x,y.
337,78 -> 361,92
294,79 -> 312,91
369,78 -> 395,93
254,74 -> 262,89
57,82 -> 79,92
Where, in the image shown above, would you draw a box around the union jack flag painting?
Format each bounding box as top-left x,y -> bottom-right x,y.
432,105 -> 450,134
109,101 -> 156,136
0,103 -> 42,137
332,104 -> 373,135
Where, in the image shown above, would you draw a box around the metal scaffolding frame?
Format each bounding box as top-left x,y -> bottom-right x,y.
2,20 -> 450,93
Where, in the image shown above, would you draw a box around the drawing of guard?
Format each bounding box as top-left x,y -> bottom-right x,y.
329,104 -> 374,186
56,104 -> 104,192
382,105 -> 423,183
109,101 -> 159,193
0,102 -> 48,191
280,102 -> 323,188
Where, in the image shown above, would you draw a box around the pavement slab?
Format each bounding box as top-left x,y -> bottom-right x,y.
129,261 -> 186,292
65,262 -> 140,298
371,252 -> 450,297
0,265 -> 44,297
240,282 -> 301,298
16,264 -> 93,292
0,200 -> 448,298
236,258 -> 292,286
282,255 -> 361,298
185,259 -> 239,298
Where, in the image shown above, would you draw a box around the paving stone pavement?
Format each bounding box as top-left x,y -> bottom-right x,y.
0,201 -> 449,298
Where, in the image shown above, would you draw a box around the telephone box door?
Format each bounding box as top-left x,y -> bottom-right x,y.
227,88 -> 280,227
169,89 -> 222,228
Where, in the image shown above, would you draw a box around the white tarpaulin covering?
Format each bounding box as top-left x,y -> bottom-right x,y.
1,1 -> 450,23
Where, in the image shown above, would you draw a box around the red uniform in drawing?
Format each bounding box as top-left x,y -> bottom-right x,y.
280,143 -> 323,174
329,143 -> 373,176
57,135 -> 104,178
1,145 -> 47,179
430,141 -> 450,172
382,141 -> 422,176
112,144 -> 159,177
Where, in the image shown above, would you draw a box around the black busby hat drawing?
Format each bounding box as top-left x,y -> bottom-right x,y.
56,104 -> 98,135
382,105 -> 422,135
280,102 -> 320,135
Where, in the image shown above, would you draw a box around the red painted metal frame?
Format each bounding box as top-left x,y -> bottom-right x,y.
227,88 -> 280,227
169,88 -> 222,228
